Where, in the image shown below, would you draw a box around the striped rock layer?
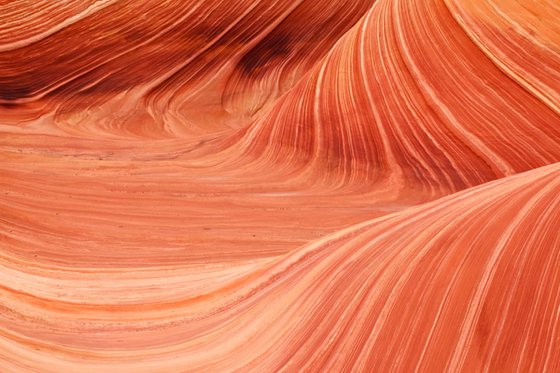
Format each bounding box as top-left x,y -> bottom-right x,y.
1,0 -> 559,371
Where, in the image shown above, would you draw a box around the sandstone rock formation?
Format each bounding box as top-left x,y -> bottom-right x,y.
1,0 -> 559,371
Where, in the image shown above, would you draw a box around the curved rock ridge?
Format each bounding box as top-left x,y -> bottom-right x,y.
1,0 -> 560,371
1,163 -> 559,372
0,0 -> 375,135
234,0 -> 560,193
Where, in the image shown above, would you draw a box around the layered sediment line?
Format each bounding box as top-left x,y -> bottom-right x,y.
1,0 -> 560,371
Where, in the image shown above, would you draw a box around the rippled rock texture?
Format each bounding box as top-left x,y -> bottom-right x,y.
1,0 -> 560,371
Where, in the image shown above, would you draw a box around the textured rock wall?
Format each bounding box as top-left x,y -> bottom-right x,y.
1,0 -> 560,371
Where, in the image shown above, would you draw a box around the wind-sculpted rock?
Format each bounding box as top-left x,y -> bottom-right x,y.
1,0 -> 559,371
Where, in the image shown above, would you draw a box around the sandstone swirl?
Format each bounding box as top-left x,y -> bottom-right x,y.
1,0 -> 559,372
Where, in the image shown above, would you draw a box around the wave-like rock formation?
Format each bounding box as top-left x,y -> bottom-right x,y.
1,0 -> 559,371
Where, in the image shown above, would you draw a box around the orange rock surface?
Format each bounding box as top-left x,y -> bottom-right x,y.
1,0 -> 559,371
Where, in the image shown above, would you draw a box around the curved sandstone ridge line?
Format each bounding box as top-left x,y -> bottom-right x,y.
234,0 -> 560,193
1,0 -> 560,371
0,0 -> 119,52
0,0 -> 375,134
446,0 -> 560,114
1,163 -> 559,372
